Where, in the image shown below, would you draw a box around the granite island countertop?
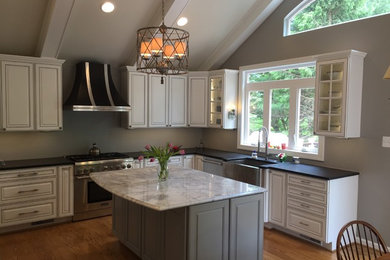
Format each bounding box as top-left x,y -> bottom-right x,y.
90,167 -> 266,211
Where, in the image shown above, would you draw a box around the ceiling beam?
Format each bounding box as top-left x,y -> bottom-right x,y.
125,0 -> 190,66
35,0 -> 75,58
198,0 -> 283,70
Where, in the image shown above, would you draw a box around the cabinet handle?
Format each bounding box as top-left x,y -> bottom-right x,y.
300,180 -> 311,184
18,189 -> 39,194
299,221 -> 309,227
19,210 -> 39,216
300,203 -> 311,209
299,192 -> 311,197
75,176 -> 91,180
17,172 -> 38,178
202,159 -> 223,166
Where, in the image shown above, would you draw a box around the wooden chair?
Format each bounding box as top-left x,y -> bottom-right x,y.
337,220 -> 389,260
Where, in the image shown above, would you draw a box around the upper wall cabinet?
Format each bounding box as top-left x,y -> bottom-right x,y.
188,72 -> 208,127
149,74 -> 187,128
0,55 -> 64,132
314,50 -> 366,138
121,67 -> 148,129
208,69 -> 238,129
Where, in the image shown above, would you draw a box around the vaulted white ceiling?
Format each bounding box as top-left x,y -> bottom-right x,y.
0,0 -> 283,70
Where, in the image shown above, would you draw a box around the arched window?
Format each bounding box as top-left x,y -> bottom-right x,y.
284,0 -> 390,36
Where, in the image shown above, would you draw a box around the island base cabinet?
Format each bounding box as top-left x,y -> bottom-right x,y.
229,194 -> 264,260
113,194 -> 264,260
188,200 -> 229,260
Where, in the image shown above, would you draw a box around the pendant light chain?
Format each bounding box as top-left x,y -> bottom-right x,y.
162,0 -> 165,25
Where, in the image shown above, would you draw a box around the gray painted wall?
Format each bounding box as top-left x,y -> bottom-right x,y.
0,61 -> 202,160
204,0 -> 390,242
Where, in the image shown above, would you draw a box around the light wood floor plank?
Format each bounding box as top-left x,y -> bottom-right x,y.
0,216 -> 337,259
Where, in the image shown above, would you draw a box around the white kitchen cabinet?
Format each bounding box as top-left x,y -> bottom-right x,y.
148,74 -> 187,128
194,155 -> 203,171
0,165 -> 74,230
183,155 -> 194,168
267,170 -> 358,251
208,69 -> 238,129
188,72 -> 208,127
268,170 -> 286,227
121,67 -> 148,129
57,165 -> 74,217
314,50 -> 366,138
0,54 -> 64,132
149,75 -> 168,127
1,61 -> 34,131
35,64 -> 63,131
169,75 -> 187,127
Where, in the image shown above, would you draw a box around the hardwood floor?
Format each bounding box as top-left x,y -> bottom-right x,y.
0,216 -> 337,260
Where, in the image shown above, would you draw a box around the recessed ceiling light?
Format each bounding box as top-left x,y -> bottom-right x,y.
177,17 -> 188,26
101,2 -> 115,13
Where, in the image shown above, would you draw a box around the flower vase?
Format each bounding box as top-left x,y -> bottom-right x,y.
157,161 -> 169,181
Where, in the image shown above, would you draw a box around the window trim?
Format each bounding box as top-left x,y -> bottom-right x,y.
238,58 -> 325,161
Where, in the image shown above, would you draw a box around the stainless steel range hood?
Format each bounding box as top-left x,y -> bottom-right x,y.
64,62 -> 131,112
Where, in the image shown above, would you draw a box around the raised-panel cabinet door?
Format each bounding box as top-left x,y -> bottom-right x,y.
149,75 -> 168,127
35,64 -> 62,131
1,61 -> 34,131
129,72 -> 148,128
188,77 -> 208,127
168,75 -> 187,127
57,165 -> 73,217
230,194 -> 264,260
183,155 -> 194,169
188,200 -> 229,260
269,170 -> 286,227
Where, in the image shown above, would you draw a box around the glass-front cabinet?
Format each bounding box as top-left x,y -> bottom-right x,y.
209,77 -> 223,127
314,50 -> 366,138
208,70 -> 238,129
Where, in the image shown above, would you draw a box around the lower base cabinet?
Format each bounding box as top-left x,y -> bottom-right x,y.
113,193 -> 264,260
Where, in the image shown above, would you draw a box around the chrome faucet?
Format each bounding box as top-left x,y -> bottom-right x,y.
258,127 -> 269,160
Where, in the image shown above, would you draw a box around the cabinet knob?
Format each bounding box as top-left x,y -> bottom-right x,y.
166,125 -> 169,127
187,124 -> 190,127
59,127 -> 62,130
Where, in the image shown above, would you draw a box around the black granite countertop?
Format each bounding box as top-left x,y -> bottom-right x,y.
261,162 -> 359,180
0,148 -> 359,180
126,148 -> 249,161
0,157 -> 73,171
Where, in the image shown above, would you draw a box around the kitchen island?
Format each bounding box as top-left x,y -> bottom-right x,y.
91,167 -> 266,260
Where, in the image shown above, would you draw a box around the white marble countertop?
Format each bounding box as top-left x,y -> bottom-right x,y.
90,167 -> 266,211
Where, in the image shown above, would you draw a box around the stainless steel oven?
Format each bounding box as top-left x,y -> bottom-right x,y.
67,153 -> 133,221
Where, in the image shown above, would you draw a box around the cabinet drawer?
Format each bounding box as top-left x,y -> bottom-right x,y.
286,208 -> 326,241
0,167 -> 56,181
0,178 -> 56,204
287,197 -> 327,217
0,199 -> 56,227
287,186 -> 327,205
168,156 -> 183,165
288,174 -> 327,192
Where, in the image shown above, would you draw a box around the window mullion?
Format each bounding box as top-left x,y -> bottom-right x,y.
289,87 -> 299,150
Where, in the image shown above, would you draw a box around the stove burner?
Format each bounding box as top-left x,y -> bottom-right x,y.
66,152 -> 130,162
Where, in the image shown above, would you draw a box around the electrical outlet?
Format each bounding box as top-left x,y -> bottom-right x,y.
382,136 -> 390,147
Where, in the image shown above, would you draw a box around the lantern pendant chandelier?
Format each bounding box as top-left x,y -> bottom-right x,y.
136,0 -> 189,81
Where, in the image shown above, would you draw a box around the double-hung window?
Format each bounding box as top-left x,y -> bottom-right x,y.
238,59 -> 324,160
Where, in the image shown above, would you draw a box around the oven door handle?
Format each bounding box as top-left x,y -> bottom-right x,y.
75,175 -> 91,180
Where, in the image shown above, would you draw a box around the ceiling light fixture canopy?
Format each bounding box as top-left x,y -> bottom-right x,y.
136,0 -> 189,81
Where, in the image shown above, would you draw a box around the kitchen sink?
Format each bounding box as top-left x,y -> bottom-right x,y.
229,158 -> 277,168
